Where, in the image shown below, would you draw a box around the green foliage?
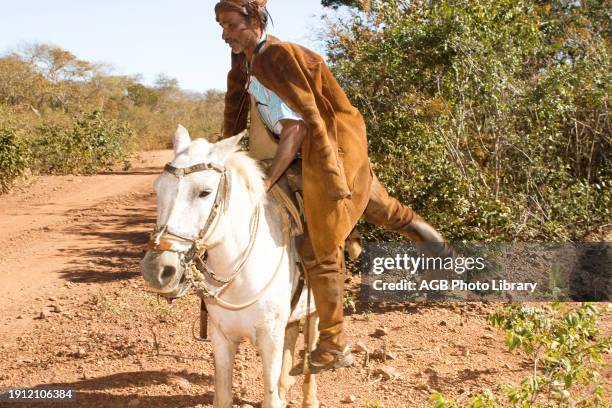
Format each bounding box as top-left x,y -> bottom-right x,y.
126,83 -> 159,108
29,111 -> 134,175
322,0 -> 368,9
0,43 -> 225,192
490,303 -> 611,407
430,391 -> 460,408
343,292 -> 357,313
431,303 -> 612,407
364,400 -> 385,408
0,125 -> 29,193
325,0 -> 610,241
430,389 -> 497,408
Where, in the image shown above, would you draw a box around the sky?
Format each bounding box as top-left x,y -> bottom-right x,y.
0,0 -> 331,92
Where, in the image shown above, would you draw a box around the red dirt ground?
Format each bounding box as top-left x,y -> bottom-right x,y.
0,151 -> 609,408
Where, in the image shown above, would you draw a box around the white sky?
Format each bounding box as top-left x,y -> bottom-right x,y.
0,0 -> 331,92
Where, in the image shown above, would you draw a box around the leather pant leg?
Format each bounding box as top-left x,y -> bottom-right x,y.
363,175 -> 453,257
295,174 -> 450,357
297,228 -> 347,353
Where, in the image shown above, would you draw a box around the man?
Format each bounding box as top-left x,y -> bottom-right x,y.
215,0 -> 453,374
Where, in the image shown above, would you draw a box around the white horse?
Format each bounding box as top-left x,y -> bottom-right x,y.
140,125 -> 319,408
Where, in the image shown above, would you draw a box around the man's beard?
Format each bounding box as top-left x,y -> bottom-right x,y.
229,42 -> 244,54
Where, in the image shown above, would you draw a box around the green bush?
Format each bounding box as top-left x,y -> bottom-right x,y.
29,111 -> 134,175
0,126 -> 29,193
430,303 -> 612,407
325,0 -> 610,241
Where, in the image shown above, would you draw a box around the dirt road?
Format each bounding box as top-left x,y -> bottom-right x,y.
0,151 -> 608,408
0,151 -> 173,342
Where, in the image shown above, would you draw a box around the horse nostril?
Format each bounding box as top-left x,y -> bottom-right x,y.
161,266 -> 176,282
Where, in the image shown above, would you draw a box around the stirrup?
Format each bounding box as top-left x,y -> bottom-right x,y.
289,345 -> 354,376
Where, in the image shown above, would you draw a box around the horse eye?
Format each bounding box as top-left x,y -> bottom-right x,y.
199,190 -> 212,198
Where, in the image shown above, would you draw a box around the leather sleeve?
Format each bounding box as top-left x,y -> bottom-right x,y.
256,44 -> 351,200
223,52 -> 249,137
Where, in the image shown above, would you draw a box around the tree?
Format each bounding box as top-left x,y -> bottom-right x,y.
17,43 -> 97,83
0,56 -> 48,109
153,73 -> 179,91
10,43 -> 102,112
325,0 -> 610,241
126,83 -> 159,108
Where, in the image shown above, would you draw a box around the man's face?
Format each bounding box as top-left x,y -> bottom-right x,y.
217,11 -> 261,54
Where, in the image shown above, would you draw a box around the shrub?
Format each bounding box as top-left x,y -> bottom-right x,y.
430,303 -> 612,407
489,303 -> 611,407
0,126 -> 29,193
29,111 -> 134,175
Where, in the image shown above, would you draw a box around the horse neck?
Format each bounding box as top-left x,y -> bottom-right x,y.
205,173 -> 281,279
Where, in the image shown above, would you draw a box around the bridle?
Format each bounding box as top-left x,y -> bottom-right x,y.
148,161 -> 231,253
146,159 -> 286,310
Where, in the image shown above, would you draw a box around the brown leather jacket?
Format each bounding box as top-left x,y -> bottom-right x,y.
223,35 -> 372,261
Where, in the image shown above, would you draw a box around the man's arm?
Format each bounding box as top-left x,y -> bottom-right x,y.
223,53 -> 249,137
264,119 -> 306,191
255,43 -> 351,199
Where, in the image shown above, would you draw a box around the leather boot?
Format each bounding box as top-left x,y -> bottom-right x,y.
401,217 -> 458,259
397,216 -> 459,299
308,257 -> 346,353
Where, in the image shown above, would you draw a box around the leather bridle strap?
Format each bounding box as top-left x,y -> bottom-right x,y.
164,162 -> 224,177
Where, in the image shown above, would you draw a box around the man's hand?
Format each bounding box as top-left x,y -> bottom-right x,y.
263,178 -> 272,192
264,119 -> 306,191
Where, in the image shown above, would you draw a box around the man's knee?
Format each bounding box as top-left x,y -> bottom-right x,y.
363,176 -> 419,229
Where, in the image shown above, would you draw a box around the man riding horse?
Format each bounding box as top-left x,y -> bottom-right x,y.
214,0 -> 454,374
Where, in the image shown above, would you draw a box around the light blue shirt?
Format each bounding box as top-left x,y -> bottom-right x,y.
248,76 -> 303,135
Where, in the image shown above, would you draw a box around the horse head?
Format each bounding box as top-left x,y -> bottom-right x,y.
140,125 -> 263,298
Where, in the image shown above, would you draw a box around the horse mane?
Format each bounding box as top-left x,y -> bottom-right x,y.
224,150 -> 266,205
186,137 -> 266,205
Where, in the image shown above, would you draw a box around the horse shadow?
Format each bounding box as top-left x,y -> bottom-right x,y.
55,191 -> 157,284
26,370 -> 216,408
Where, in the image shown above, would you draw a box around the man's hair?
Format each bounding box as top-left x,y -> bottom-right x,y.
214,0 -> 271,30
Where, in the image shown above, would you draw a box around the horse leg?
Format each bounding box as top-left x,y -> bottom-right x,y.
279,321 -> 299,403
211,326 -> 238,408
256,325 -> 286,408
302,313 -> 320,408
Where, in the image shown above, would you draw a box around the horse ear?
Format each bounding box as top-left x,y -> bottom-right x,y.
173,124 -> 191,156
214,130 -> 247,160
